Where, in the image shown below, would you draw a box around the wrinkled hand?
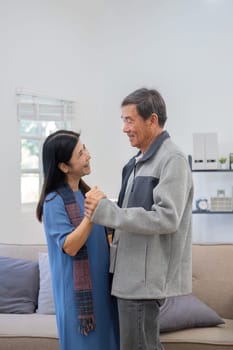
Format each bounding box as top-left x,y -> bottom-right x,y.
85,186 -> 106,219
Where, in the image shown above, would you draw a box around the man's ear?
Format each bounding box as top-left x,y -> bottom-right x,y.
58,162 -> 68,174
151,113 -> 159,125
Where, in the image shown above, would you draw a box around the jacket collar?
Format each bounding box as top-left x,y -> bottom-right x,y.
137,130 -> 170,163
117,130 -> 170,207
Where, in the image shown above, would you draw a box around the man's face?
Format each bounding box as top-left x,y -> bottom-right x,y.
121,104 -> 153,153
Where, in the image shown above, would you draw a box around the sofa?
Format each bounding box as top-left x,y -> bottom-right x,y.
0,243 -> 232,350
0,243 -> 59,350
160,244 -> 233,350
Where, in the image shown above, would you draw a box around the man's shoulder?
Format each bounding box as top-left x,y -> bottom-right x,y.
162,138 -> 186,159
157,139 -> 191,173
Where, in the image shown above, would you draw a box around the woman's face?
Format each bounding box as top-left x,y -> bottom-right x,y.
63,141 -> 91,180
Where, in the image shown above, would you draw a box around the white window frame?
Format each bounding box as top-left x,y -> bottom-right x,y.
16,88 -> 76,209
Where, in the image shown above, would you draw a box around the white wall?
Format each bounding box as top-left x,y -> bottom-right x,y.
0,0 -> 88,243
0,0 -> 233,244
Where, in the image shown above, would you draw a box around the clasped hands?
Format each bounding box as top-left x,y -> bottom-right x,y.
85,186 -> 106,220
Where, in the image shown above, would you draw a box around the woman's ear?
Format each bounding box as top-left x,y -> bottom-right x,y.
58,162 -> 68,174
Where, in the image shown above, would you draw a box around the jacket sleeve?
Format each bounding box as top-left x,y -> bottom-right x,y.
91,154 -> 193,235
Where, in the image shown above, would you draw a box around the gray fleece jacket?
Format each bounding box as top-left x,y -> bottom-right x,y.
92,131 -> 193,299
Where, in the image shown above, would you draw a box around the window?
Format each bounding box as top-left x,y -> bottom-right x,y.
17,90 -> 75,205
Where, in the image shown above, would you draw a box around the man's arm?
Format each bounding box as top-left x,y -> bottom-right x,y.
86,155 -> 193,236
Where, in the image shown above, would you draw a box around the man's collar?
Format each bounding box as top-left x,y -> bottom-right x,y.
137,130 -> 170,163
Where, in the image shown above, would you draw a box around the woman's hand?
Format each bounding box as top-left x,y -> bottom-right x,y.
85,186 -> 106,219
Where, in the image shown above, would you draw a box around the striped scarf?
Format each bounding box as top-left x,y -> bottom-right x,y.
57,183 -> 95,336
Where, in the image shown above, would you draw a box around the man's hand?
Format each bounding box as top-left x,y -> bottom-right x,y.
85,186 -> 106,219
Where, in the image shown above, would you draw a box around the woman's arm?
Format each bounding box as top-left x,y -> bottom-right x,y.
64,187 -> 106,256
62,217 -> 93,256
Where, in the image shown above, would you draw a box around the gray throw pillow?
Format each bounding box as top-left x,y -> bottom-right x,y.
0,256 -> 39,313
160,294 -> 224,333
37,252 -> 55,314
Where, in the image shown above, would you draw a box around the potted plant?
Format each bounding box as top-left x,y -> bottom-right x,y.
219,157 -> 227,169
229,154 -> 233,170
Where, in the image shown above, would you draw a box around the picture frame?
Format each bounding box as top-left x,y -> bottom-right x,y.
217,189 -> 225,198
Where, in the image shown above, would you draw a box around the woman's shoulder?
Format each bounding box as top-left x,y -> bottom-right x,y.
44,191 -> 62,205
45,191 -> 57,201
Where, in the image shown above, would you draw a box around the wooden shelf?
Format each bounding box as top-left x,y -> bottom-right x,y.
192,210 -> 233,214
192,169 -> 233,173
190,155 -> 233,215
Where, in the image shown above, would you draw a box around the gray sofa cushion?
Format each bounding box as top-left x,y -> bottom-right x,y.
160,294 -> 224,333
0,256 -> 39,314
37,252 -> 55,314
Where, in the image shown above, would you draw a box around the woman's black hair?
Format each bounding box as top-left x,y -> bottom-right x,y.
36,130 -> 90,222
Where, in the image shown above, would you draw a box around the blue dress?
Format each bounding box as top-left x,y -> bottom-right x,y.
43,190 -> 119,350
